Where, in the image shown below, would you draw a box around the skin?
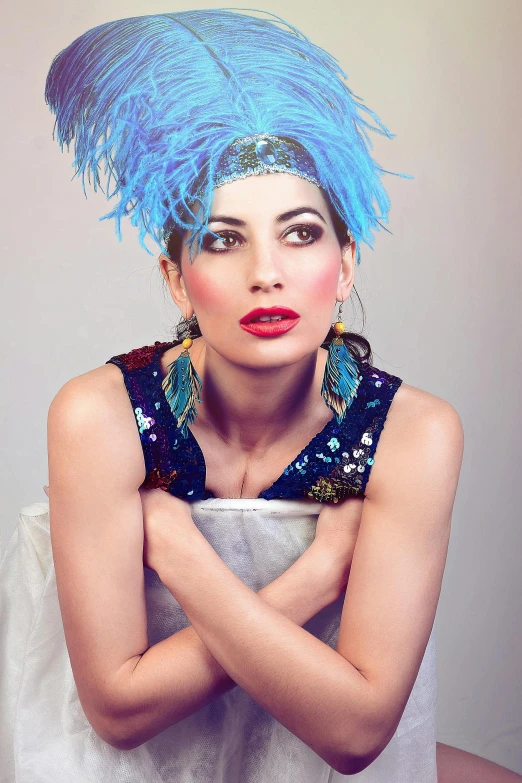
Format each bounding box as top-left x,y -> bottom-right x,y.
45,171 -> 521,779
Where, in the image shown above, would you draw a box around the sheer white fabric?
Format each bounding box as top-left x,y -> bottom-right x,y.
0,498 -> 437,782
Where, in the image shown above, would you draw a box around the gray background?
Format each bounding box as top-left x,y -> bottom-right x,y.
1,0 -> 521,773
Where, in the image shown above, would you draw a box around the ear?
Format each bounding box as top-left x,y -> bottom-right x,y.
158,253 -> 195,320
336,236 -> 356,303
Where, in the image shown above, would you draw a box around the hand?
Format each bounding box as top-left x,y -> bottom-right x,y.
311,496 -> 365,599
139,487 -> 199,573
43,484 -> 200,574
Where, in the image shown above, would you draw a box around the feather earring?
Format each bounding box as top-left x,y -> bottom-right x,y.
161,315 -> 202,439
321,300 -> 362,423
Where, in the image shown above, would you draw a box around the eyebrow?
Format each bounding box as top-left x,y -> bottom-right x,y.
207,206 -> 327,227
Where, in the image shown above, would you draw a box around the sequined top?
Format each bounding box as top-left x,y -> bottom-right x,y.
105,340 -> 403,503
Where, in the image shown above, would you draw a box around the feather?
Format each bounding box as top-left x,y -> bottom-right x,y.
161,351 -> 202,439
321,338 -> 362,423
44,8 -> 411,260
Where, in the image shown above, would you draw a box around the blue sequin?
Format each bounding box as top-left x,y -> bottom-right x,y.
327,437 -> 340,451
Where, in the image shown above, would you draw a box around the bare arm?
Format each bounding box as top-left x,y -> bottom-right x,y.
334,388 -> 464,772
141,506 -> 370,774
47,366 -> 343,752
110,543 -> 338,748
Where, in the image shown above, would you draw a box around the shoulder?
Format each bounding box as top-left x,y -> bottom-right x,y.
48,359 -> 146,463
364,378 -> 464,501
384,379 -> 462,428
49,339 -> 172,416
48,362 -> 147,488
49,362 -> 130,423
388,380 -> 463,436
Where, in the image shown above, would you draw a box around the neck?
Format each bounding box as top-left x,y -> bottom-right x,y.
190,338 -> 331,456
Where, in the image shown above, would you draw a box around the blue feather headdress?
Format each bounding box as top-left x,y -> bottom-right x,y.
44,8 -> 409,263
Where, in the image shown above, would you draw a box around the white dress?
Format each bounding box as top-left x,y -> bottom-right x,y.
0,497 -> 437,783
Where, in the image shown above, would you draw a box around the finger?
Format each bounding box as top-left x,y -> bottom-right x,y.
43,485 -> 49,497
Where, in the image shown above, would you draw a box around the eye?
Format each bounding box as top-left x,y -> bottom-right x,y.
284,224 -> 323,246
203,231 -> 242,252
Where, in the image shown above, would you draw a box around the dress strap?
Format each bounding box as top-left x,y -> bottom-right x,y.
259,361 -> 403,502
106,341 -> 212,501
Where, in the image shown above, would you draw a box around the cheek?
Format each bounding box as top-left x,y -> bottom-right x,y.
302,256 -> 339,303
186,272 -> 230,313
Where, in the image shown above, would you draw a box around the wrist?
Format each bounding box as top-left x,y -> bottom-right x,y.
155,521 -> 209,583
256,544 -> 337,626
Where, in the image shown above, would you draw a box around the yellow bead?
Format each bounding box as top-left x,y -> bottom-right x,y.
182,337 -> 193,349
333,321 -> 345,336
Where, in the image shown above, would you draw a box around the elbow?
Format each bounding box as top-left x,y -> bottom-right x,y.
334,746 -> 384,777
88,659 -> 151,750
329,737 -> 386,776
320,728 -> 376,776
80,690 -> 146,751
325,699 -> 391,775
93,713 -> 145,751
326,747 -> 376,777
82,709 -> 134,751
105,729 -> 144,752
95,702 -> 157,751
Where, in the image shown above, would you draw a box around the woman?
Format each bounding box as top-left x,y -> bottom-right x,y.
1,8 -> 520,782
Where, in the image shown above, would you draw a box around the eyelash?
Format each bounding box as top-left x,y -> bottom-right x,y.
203,223 -> 323,253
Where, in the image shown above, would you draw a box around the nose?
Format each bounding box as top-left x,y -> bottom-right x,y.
246,240 -> 284,292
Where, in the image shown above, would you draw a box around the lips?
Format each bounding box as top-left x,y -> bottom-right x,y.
239,306 -> 300,324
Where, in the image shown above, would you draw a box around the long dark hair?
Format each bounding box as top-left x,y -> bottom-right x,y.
164,195 -> 374,365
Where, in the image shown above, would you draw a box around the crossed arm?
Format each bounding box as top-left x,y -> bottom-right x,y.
48,366 -> 464,776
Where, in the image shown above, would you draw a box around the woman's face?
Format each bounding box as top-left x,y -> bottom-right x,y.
162,172 -> 355,370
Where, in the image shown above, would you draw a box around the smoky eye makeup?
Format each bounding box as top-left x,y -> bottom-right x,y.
284,223 -> 324,243
202,222 -> 324,252
201,229 -> 239,252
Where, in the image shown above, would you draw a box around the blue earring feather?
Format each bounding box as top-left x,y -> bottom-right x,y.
321,338 -> 362,424
162,350 -> 202,439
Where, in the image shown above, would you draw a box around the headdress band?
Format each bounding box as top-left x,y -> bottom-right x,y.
213,134 -> 322,191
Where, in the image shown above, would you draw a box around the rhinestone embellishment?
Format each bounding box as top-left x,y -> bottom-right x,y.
255,139 -> 277,165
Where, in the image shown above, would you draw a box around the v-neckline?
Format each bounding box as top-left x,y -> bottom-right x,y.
151,342 -> 343,498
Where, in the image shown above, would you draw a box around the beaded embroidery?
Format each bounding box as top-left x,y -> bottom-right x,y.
106,343 -> 403,503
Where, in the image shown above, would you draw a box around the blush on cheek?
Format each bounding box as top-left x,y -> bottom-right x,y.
187,273 -> 228,313
306,263 -> 339,305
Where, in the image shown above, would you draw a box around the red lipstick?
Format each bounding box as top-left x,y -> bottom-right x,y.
239,306 -> 300,323
239,306 -> 301,338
